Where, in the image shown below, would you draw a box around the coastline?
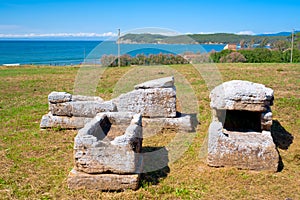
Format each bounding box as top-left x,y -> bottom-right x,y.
0,40 -> 225,66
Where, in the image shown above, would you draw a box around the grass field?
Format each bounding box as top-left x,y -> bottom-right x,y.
0,63 -> 299,199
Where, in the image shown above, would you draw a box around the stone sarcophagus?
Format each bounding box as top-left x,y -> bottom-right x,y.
113,76 -> 177,118
40,76 -> 198,191
40,92 -> 116,129
207,80 -> 279,172
40,77 -> 195,132
67,112 -> 143,191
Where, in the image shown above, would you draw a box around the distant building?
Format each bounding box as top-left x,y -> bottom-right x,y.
223,44 -> 237,50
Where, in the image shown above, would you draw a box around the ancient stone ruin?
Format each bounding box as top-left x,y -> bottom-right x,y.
67,112 -> 143,190
207,80 -> 279,171
40,76 -> 195,132
40,92 -> 115,129
40,76 -> 196,191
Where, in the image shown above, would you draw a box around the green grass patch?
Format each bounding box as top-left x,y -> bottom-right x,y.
0,63 -> 299,199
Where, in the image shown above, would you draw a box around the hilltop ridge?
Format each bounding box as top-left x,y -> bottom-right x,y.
119,32 -> 296,44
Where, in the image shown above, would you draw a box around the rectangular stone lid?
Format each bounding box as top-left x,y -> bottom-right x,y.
209,80 -> 274,111
134,76 -> 174,89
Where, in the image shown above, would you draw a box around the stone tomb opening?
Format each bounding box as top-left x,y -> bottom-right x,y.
222,110 -> 262,132
207,80 -> 279,171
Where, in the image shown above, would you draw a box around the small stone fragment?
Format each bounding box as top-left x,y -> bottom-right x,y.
48,91 -> 72,103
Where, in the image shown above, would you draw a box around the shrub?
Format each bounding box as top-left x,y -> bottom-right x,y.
239,48 -> 272,63
210,49 -> 233,63
100,54 -> 117,67
220,52 -> 247,63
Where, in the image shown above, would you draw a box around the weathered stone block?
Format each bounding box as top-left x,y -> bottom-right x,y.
40,112 -> 92,129
48,91 -> 72,103
210,80 -> 274,112
207,122 -> 279,172
50,101 -> 117,117
67,169 -> 139,191
74,112 -> 143,174
142,114 -> 196,134
72,95 -> 104,102
134,76 -> 174,89
49,102 -> 72,116
115,88 -> 176,118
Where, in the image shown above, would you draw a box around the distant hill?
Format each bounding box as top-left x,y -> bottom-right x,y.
119,33 -> 196,44
120,32 -> 289,44
257,31 -> 299,37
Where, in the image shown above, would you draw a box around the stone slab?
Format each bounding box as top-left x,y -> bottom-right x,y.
48,91 -> 72,103
67,169 -> 140,191
142,114 -> 196,134
72,95 -> 104,102
49,101 -> 117,117
210,80 -> 274,112
40,112 -> 92,129
134,76 -> 174,89
115,88 -> 176,118
207,122 -> 279,172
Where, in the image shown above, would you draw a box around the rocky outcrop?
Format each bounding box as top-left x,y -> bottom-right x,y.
207,80 -> 279,172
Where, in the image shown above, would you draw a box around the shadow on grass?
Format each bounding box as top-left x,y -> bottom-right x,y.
270,120 -> 294,172
140,147 -> 170,186
271,120 -> 294,150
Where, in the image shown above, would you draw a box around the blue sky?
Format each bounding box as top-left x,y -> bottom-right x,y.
0,0 -> 299,38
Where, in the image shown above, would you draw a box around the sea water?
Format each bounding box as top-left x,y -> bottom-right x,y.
0,40 -> 225,65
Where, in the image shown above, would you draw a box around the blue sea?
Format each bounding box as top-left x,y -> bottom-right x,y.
0,40 -> 225,65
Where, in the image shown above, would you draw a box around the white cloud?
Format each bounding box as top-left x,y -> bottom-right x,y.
196,32 -> 215,34
0,32 -> 118,38
236,31 -> 255,35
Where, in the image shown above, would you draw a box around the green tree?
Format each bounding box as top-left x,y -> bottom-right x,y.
294,32 -> 300,49
210,49 -> 233,63
239,48 -> 272,63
